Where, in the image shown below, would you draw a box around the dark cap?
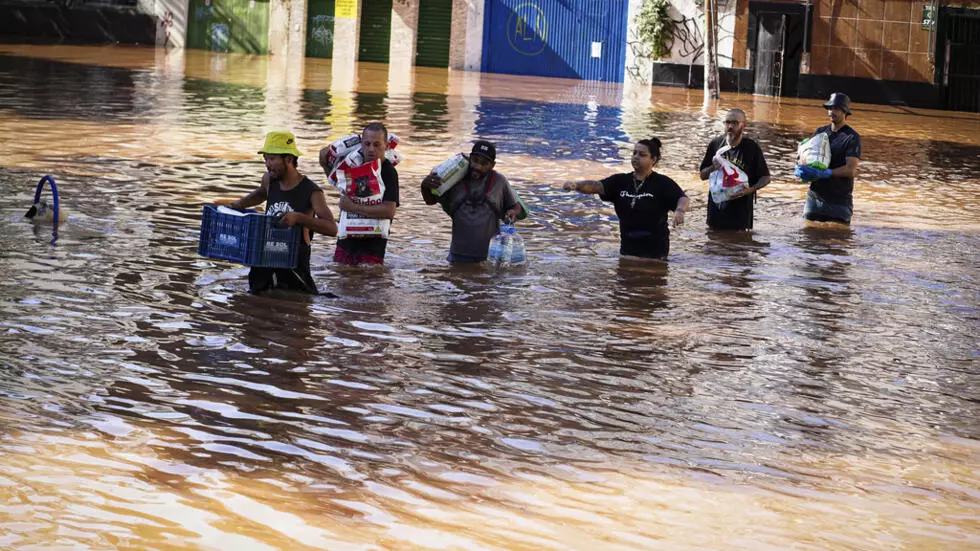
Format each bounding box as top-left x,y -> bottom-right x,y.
823,92 -> 852,115
470,140 -> 496,162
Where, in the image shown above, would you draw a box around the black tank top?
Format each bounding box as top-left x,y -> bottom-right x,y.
266,176 -> 321,218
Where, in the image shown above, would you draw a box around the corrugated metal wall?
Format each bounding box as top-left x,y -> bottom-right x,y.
358,0 -> 394,63
481,0 -> 628,82
306,0 -> 335,58
415,0 -> 453,68
186,0 -> 270,54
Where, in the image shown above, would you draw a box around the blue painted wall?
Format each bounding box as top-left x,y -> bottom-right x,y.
481,0 -> 629,83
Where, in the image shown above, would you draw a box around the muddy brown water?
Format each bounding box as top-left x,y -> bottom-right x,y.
0,45 -> 978,550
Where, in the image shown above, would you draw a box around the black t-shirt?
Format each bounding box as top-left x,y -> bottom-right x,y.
599,172 -> 686,259
336,159 -> 400,258
249,175 -> 322,294
809,124 -> 861,207
699,136 -> 770,230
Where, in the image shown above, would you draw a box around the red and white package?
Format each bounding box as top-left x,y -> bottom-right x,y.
323,134 -> 362,176
329,154 -> 391,239
709,146 -> 750,204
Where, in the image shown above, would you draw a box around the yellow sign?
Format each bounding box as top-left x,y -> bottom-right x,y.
336,0 -> 357,19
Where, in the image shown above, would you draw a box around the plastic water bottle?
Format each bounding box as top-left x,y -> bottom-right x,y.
506,226 -> 526,265
500,228 -> 513,268
487,231 -> 505,264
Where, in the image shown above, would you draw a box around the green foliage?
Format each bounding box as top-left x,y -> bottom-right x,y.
635,0 -> 675,60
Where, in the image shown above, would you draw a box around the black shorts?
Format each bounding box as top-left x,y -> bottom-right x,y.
247,246 -> 318,294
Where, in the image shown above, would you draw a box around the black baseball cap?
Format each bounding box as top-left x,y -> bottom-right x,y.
470,140 -> 496,162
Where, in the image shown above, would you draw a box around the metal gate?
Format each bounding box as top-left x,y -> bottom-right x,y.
186,0 -> 269,54
358,0 -> 393,63
306,0 -> 335,58
480,0 -> 628,82
415,0 -> 452,68
937,7 -> 980,113
754,12 -> 786,96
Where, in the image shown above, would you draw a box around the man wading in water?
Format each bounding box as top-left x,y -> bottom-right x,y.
796,93 -> 862,224
419,140 -> 526,263
698,108 -> 771,231
227,131 -> 338,294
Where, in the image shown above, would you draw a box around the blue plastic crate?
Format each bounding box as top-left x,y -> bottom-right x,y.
198,205 -> 301,269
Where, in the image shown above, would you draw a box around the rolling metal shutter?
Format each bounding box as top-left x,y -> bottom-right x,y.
186,0 -> 269,54
415,0 -> 452,68
358,0 -> 393,63
306,0 -> 335,58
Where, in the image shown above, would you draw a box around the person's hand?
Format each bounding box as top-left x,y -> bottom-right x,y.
561,181 -> 578,191
338,194 -> 356,213
214,199 -> 240,209
795,165 -> 816,181
503,204 -> 522,224
815,167 -> 832,180
729,186 -> 755,200
711,156 -> 723,171
278,212 -> 302,227
673,210 -> 685,227
421,172 -> 442,191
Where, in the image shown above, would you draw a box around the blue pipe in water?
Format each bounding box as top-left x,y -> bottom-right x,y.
32,175 -> 60,230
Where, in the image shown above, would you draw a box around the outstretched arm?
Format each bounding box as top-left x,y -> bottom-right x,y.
562,180 -> 604,194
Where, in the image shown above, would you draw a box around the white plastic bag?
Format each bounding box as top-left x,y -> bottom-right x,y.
709,145 -> 750,204
797,133 -> 830,170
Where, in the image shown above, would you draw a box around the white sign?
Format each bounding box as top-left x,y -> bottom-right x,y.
591,42 -> 602,58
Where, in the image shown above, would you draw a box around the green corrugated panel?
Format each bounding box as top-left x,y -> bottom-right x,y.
358,0 -> 392,63
306,0 -> 335,58
186,0 -> 269,55
415,0 -> 451,68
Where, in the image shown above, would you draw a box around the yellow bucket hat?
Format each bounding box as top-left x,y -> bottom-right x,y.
258,131 -> 302,157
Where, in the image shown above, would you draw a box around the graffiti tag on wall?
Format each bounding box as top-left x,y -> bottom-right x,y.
508,3 -> 547,56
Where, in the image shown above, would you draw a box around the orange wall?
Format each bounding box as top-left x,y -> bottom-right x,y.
810,0 -> 935,82
730,1 -> 943,83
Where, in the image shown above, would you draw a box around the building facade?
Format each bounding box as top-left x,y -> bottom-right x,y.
649,0 -> 980,112
1,0 -> 976,110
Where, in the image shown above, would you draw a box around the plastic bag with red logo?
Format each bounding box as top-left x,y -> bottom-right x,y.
330,155 -> 391,239
709,145 -> 750,204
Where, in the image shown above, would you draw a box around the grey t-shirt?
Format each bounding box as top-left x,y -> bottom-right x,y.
439,171 -> 519,258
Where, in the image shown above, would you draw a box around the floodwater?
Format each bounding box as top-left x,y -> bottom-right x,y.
0,45 -> 978,550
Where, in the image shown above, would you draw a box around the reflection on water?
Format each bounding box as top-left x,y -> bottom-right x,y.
0,45 -> 979,550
